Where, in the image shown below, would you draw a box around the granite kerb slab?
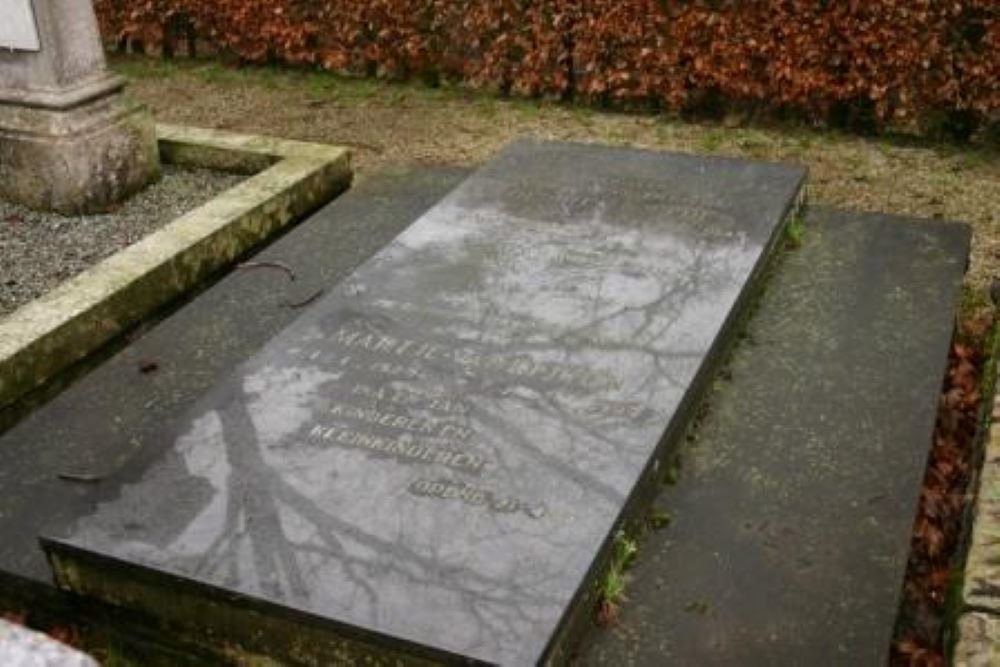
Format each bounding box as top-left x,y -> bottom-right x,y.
576,208 -> 972,666
954,321 -> 1000,666
42,141 -> 807,665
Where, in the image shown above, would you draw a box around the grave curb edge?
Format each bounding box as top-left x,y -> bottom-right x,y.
0,124 -> 352,414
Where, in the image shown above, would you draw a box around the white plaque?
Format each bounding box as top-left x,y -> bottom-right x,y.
0,0 -> 41,52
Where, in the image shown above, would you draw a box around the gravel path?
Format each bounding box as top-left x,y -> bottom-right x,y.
0,166 -> 243,318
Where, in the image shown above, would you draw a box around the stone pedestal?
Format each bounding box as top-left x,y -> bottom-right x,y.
0,0 -> 159,214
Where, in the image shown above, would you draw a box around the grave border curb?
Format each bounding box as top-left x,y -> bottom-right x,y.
954,320 -> 1000,665
0,124 -> 351,413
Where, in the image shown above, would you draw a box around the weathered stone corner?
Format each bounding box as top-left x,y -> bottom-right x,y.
0,92 -> 160,214
953,612 -> 1000,667
0,0 -> 160,213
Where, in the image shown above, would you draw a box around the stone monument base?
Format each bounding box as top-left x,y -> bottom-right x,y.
0,88 -> 159,214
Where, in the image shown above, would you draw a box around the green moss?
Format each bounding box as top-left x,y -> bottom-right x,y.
111,58 -> 180,81
662,461 -> 681,486
960,285 -> 992,318
699,128 -> 727,152
649,508 -> 673,529
979,318 -> 1000,427
943,566 -> 967,660
684,600 -> 711,615
49,545 -> 433,665
783,214 -> 806,249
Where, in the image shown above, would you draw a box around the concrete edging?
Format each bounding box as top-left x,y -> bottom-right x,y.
0,124 -> 351,412
954,330 -> 1000,665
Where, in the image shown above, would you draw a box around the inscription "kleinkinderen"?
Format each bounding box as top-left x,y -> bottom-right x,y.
308,424 -> 486,474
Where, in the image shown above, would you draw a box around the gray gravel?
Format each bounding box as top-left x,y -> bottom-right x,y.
0,166 -> 243,318
0,619 -> 98,667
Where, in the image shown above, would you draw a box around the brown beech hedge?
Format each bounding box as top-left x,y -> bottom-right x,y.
96,0 -> 999,136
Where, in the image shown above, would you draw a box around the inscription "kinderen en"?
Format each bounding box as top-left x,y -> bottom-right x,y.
330,401 -> 473,441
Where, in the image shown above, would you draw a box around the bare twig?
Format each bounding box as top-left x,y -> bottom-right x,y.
286,288 -> 325,309
236,260 -> 297,282
57,473 -> 103,484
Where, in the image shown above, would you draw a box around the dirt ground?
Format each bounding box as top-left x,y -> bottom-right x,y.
115,56 -> 999,301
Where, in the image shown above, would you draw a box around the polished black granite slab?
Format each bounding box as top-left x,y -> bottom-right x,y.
0,166 -> 463,588
43,141 -> 805,664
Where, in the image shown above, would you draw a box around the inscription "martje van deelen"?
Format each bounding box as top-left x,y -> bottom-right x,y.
334,324 -> 619,392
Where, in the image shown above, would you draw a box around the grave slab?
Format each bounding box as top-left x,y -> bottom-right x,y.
41,141 -> 805,665
0,166 -> 467,588
577,208 -> 970,666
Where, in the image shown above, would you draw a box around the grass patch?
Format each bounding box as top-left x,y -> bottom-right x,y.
976,316 -> 1000,415
111,58 -> 181,81
596,530 -> 640,627
784,214 -> 806,249
698,127 -> 727,152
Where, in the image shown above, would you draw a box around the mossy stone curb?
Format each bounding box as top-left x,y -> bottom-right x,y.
954,613 -> 1000,666
954,322 -> 1000,663
0,125 -> 351,413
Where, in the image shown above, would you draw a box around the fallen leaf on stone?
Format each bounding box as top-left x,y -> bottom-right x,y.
138,359 -> 160,374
